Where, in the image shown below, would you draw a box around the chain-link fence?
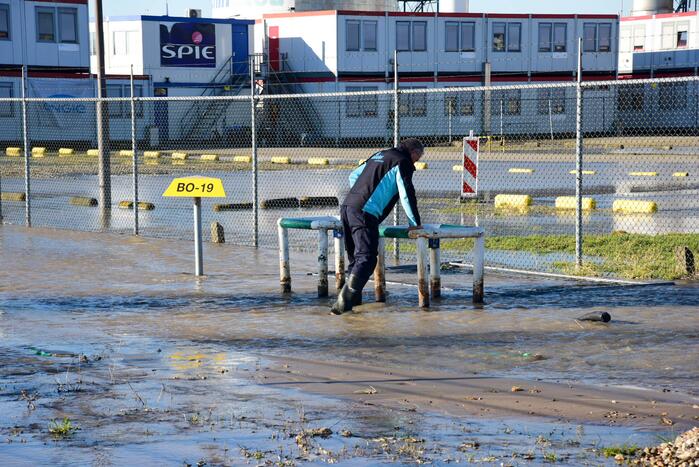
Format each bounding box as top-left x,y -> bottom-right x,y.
1,76 -> 697,281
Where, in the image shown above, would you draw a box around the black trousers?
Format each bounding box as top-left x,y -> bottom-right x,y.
341,205 -> 379,291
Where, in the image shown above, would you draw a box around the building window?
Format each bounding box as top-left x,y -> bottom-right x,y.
492,22 -> 505,51
396,21 -> 427,52
598,23 -> 612,52
493,89 -> 521,115
396,21 -> 410,51
633,25 -> 645,51
444,90 -> 475,116
363,20 -> 377,51
106,84 -> 144,118
399,87 -> 427,117
445,21 -> 459,52
446,21 -> 475,52
346,86 -> 378,118
617,84 -> 644,112
583,23 -> 612,52
507,23 -> 521,51
461,22 -> 475,51
0,3 -> 10,40
493,22 -> 521,52
537,88 -> 566,115
113,31 -> 126,55
37,7 -> 55,42
412,21 -> 427,51
661,22 -> 674,49
583,23 -> 597,52
0,82 -> 13,118
346,20 -> 360,51
58,8 -> 77,43
659,82 -> 687,111
538,23 -> 552,52
553,23 -> 566,52
676,22 -> 689,48
539,23 -> 567,52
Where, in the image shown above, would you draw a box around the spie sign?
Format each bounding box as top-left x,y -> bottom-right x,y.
160,22 -> 216,68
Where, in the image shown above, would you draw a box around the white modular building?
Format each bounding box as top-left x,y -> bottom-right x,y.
90,14 -> 255,142
617,1 -> 699,130
0,0 -> 93,143
255,10 -> 619,141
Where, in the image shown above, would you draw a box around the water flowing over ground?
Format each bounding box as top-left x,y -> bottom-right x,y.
0,226 -> 697,465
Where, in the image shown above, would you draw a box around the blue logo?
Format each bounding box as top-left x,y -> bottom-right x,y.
160,23 -> 216,68
43,94 -> 86,114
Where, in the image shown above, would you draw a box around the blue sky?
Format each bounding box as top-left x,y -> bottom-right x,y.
102,0 -> 630,18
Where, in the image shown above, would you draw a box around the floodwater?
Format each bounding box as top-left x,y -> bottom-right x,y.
0,156 -> 697,265
1,226 -> 698,465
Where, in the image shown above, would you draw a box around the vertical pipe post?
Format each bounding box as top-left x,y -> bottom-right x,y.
393,50 -> 400,261
374,237 -> 386,302
429,240 -> 441,299
317,229 -> 329,298
473,234 -> 485,304
94,0 -> 111,212
334,232 -> 345,291
21,66 -> 30,227
193,197 -> 203,276
278,220 -> 291,293
250,56 -> 259,248
130,65 -> 139,235
416,237 -> 429,308
575,37 -> 584,269
548,98 -> 554,141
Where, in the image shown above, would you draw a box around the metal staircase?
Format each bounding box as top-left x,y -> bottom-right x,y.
180,56 -> 250,143
256,53 -> 323,146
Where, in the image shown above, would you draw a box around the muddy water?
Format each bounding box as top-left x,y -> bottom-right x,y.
0,226 -> 697,464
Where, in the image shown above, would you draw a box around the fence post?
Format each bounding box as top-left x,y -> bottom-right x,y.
575,37 -> 584,269
250,55 -> 259,248
21,66 -> 31,227
130,65 -> 139,235
94,0 -> 111,214
392,50 -> 400,261
548,98 -> 554,141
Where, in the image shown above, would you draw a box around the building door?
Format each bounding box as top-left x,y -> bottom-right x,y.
269,26 -> 280,72
232,24 -> 249,76
154,87 -> 169,144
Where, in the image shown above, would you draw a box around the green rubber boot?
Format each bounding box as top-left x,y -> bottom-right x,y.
330,275 -> 362,315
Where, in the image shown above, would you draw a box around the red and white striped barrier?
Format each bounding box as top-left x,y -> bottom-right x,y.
461,136 -> 479,200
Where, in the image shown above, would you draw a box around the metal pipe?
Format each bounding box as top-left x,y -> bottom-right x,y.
193,197 -> 203,276
429,243 -> 441,299
21,66 -> 30,227
251,55 -> 259,248
374,237 -> 386,302
130,65 -> 139,235
94,0 -> 111,212
278,220 -> 291,293
334,232 -> 345,291
575,36 -> 584,269
416,237 -> 430,308
393,49 -> 400,261
473,234 -> 485,304
317,229 -> 329,298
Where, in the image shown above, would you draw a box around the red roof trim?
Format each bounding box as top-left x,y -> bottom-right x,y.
338,10 -> 385,17
486,13 -> 530,19
437,75 -> 481,82
577,14 -> 619,19
439,12 -> 483,18
388,11 -> 434,17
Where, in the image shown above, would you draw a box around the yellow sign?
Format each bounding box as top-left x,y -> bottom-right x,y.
163,176 -> 226,198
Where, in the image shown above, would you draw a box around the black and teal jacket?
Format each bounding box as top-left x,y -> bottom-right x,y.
343,147 -> 421,226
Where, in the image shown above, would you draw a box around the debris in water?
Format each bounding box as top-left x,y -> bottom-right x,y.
576,312 -> 612,323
